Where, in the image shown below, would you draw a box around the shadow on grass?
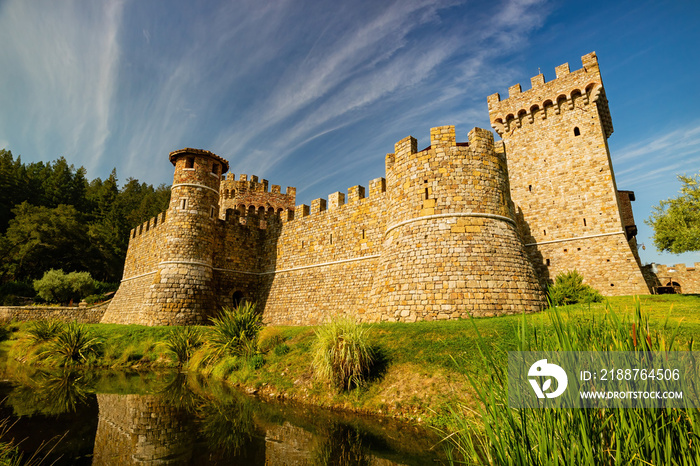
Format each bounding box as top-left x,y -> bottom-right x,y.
366,345 -> 390,386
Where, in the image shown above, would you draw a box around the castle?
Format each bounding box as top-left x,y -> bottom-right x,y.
102,51 -> 655,326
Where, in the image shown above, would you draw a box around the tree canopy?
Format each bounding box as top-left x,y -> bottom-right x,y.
645,173 -> 700,254
0,149 -> 170,284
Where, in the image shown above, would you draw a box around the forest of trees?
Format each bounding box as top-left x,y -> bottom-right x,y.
0,149 -> 170,299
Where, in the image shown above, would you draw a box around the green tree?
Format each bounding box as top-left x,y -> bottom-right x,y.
2,203 -> 94,281
646,173 -> 700,254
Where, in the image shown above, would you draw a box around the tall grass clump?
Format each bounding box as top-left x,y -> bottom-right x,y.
547,270 -> 603,306
42,322 -> 101,366
207,302 -> 263,361
313,317 -> 375,391
27,320 -> 64,344
165,326 -> 203,365
443,298 -> 700,465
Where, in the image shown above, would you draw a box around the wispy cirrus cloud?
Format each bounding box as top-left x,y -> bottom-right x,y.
0,0 -> 124,173
0,0 -> 551,193
614,122 -> 700,188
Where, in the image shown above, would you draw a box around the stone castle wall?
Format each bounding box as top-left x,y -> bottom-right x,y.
0,301 -> 108,323
103,51 -> 661,327
258,182 -> 388,325
653,263 -> 700,294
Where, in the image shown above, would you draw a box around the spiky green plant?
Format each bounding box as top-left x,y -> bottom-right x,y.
165,326 -> 203,365
312,317 -> 375,391
26,320 -> 64,344
207,302 -> 263,361
442,298 -> 700,465
42,322 -> 101,365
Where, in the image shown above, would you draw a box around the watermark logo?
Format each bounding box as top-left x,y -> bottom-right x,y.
528,359 -> 568,399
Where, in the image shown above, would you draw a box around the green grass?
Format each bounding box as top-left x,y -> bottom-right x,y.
1,294 -> 699,425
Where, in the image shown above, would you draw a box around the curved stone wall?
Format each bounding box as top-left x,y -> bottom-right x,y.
367,126 -> 545,321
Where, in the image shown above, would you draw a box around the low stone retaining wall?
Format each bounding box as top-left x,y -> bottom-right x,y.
0,301 -> 110,324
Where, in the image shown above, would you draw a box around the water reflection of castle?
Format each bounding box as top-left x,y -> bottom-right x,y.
91,389 -> 436,465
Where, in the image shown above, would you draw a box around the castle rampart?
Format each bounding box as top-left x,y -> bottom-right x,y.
104,51 -> 659,327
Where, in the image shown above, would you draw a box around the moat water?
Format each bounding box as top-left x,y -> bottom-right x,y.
0,367 -> 446,465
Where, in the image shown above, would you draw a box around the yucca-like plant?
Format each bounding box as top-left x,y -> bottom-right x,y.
165,326 -> 203,365
443,298 -> 700,466
43,322 -> 101,365
27,320 -> 64,344
207,302 -> 263,361
312,317 -> 375,391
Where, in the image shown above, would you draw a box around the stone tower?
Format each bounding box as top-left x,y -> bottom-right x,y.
367,126 -> 546,322
143,148 -> 229,325
487,52 -> 649,295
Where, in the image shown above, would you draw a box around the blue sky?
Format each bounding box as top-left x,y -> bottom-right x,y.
1,0 -> 698,267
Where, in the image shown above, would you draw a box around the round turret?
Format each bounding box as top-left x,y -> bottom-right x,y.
368,126 -> 545,322
141,148 -> 228,325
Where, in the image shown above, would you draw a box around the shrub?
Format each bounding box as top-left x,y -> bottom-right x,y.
547,270 -> 603,307
312,317 -> 375,391
208,302 -> 263,361
166,326 -> 203,365
83,294 -> 106,305
43,322 -> 101,365
27,320 -> 64,344
33,269 -> 97,304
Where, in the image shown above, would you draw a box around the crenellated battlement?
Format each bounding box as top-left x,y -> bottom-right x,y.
129,211 -> 167,239
487,52 -> 612,138
221,173 -> 295,196
287,177 -> 386,223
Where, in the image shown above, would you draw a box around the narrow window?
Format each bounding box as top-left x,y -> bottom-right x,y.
573,127 -> 581,136
425,188 -> 429,200
210,206 -> 215,218
528,185 -> 532,192
330,234 -> 333,245
546,259 -> 551,266
185,157 -> 194,168
543,229 -> 547,236
180,198 -> 187,210
301,241 -> 305,249
212,163 -> 219,175
583,218 -> 587,226
362,229 -> 365,239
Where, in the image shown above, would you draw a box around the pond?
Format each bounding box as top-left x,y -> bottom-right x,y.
0,367 -> 447,465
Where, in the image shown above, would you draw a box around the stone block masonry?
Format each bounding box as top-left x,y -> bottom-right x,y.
649,263 -> 700,294
103,51 -> 659,327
